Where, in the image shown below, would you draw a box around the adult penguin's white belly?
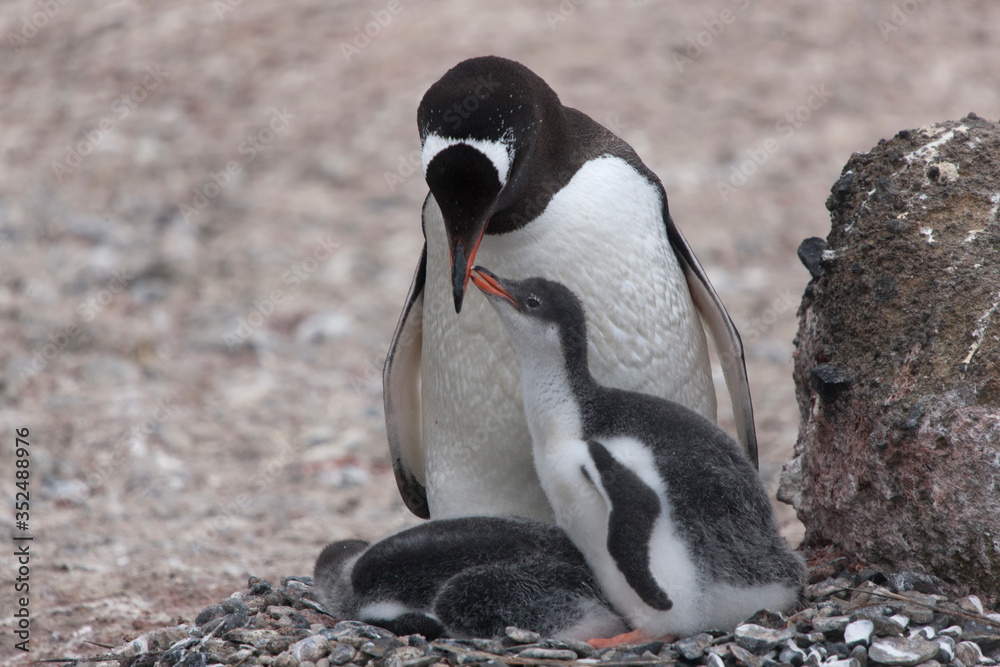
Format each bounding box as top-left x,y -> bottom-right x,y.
421,156 -> 715,521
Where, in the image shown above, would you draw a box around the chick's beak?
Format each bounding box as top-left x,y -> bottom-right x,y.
469,266 -> 519,309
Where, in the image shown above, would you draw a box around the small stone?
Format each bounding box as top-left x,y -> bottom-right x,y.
290,636 -> 331,663
887,572 -> 939,595
907,627 -> 934,640
846,620 -> 875,647
805,648 -> 823,667
674,632 -> 714,660
828,642 -> 852,658
780,640 -> 807,666
273,652 -> 298,667
958,596 -> 986,616
798,237 -> 829,279
299,661 -> 315,667
504,626 -> 540,644
935,636 -> 955,663
814,616 -> 851,636
326,644 -> 357,666
360,641 -> 389,658
851,610 -> 906,637
955,641 -> 984,665
888,615 -> 910,630
810,364 -> 853,402
707,652 -> 727,667
708,642 -> 735,660
823,659 -> 860,667
939,626 -> 963,640
736,624 -> 795,654
851,582 -> 892,607
468,638 -> 505,654
868,636 -> 940,666
196,599 -> 252,634
517,648 -> 577,661
229,649 -> 255,665
851,644 -> 869,667
224,629 -> 283,653
544,638 -> 597,658
730,643 -> 763,667
315,659 -> 330,667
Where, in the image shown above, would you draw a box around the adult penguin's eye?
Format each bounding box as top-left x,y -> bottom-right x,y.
525,296 -> 540,309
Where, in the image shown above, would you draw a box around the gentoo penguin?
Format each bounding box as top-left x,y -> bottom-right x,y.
384,55 -> 757,521
312,516 -> 627,641
469,267 -> 804,644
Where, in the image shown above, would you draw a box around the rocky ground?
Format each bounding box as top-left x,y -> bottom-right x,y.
1,1 -> 999,664
78,565 -> 1000,667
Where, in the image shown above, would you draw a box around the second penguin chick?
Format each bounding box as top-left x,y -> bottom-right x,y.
313,515 -> 627,641
470,267 -> 805,644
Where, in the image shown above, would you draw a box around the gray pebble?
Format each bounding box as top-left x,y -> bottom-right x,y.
518,647 -> 578,660
674,632 -> 714,660
939,625 -> 963,640
315,659 -> 330,667
888,614 -> 910,630
780,639 -> 808,666
327,644 -> 357,666
468,638 -> 505,654
851,644 -> 869,667
823,659 -> 860,667
504,626 -> 541,644
867,636 -> 939,666
955,640 -> 985,665
273,652 -> 298,667
958,596 -> 985,615
736,623 -> 795,654
935,636 -> 955,663
543,638 -> 598,658
845,620 -> 875,647
730,643 -> 764,667
706,652 -> 727,667
290,635 -> 330,663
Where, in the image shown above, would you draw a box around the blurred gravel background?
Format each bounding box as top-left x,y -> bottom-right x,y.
1,0 -> 999,662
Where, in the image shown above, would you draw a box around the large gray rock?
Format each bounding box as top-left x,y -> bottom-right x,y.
779,114 -> 1000,596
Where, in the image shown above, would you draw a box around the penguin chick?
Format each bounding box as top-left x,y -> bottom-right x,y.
470,267 -> 806,643
313,516 -> 627,641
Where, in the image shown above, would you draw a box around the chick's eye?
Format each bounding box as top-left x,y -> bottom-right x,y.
525,296 -> 541,309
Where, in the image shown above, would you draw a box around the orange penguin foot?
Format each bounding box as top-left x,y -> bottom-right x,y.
587,629 -> 677,649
